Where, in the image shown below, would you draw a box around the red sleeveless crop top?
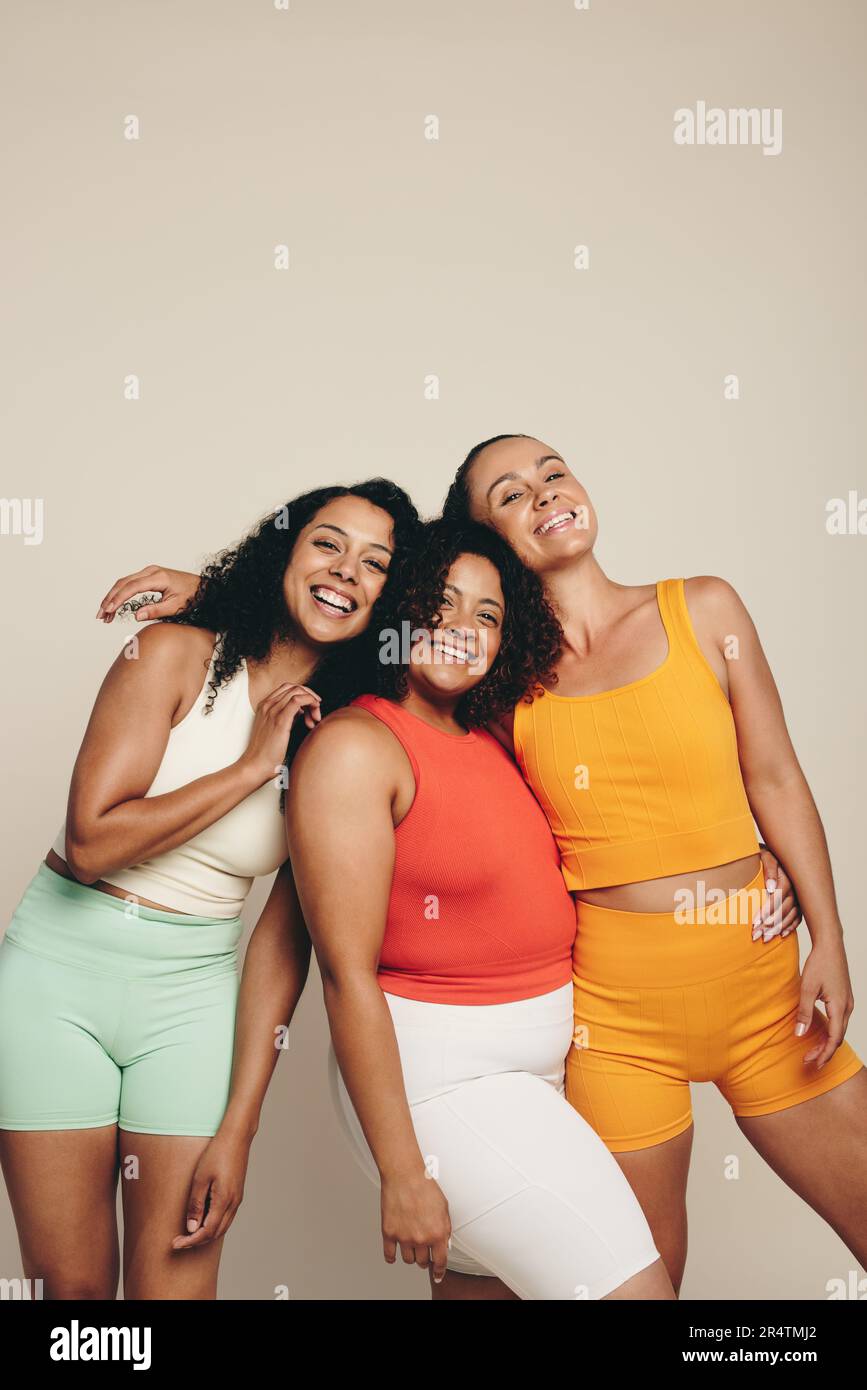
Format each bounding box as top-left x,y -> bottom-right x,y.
350,694 -> 576,1005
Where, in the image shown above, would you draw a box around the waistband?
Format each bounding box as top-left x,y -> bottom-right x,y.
3,863 -> 243,978
573,865 -> 769,988
382,981 -> 573,1029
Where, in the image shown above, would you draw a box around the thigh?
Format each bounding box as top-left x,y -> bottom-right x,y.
612,1125 -> 693,1294
413,1071 -> 668,1300
0,1126 -> 120,1299
567,980 -> 694,1154
735,1067 -> 867,1265
429,1269 -> 519,1300
116,967 -> 238,1137
719,932 -> 865,1124
0,939 -> 122,1129
120,1130 -> 225,1299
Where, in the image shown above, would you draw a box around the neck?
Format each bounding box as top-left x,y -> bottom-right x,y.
543,552 -> 627,655
250,634 -> 321,688
400,684 -> 466,735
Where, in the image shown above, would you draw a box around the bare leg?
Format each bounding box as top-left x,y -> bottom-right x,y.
0,1126 -> 120,1299
119,1131 -> 226,1300
735,1068 -> 867,1266
603,1256 -> 675,1300
429,1268 -> 519,1300
612,1125 -> 693,1294
429,1260 -> 673,1300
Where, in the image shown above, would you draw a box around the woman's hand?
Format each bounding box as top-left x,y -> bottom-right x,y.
239,683 -> 322,786
171,1130 -> 252,1252
796,940 -> 855,1068
96,564 -> 200,623
380,1168 -> 452,1284
755,844 -> 802,943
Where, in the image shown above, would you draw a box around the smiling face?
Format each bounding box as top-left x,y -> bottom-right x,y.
283,495 -> 395,646
462,435 -> 598,575
407,552 -> 505,702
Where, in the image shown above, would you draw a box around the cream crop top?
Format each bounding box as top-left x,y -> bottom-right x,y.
53,638 -> 288,917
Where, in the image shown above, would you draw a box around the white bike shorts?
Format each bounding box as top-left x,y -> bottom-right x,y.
329,983 -> 661,1300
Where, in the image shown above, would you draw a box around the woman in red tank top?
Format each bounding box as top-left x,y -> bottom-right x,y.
287,519 -> 674,1301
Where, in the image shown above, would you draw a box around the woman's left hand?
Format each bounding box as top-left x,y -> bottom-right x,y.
796,940 -> 855,1067
171,1129 -> 251,1251
755,845 -> 802,943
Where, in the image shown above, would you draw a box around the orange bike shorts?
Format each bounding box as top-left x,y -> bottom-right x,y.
566,866 -> 863,1152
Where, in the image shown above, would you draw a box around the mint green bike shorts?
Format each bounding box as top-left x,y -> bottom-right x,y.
0,863 -> 243,1135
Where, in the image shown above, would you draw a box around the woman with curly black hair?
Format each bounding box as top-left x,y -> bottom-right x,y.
0,478 -> 420,1300
285,518 -> 674,1301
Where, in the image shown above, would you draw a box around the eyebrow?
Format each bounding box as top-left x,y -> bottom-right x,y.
484,453 -> 564,501
311,522 -> 393,556
443,582 -> 504,613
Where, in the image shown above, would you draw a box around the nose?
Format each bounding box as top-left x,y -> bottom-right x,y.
449,622 -> 481,652
329,554 -> 359,584
445,624 -> 485,662
534,482 -> 559,509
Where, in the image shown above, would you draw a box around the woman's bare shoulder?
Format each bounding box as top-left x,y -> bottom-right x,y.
100,622 -> 219,711
291,704 -> 403,778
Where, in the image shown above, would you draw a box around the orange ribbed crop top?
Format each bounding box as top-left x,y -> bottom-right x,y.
350,694 -> 576,1005
512,578 -> 759,891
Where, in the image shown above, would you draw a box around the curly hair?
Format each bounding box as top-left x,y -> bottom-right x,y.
144,479 -> 422,803
372,516 -> 562,726
441,434 -> 531,525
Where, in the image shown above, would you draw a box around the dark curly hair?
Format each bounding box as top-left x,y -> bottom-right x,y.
143,479 -> 422,803
441,434 -> 531,525
371,516 -> 562,726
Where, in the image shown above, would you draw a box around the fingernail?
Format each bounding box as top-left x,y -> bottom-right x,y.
766,879 -> 777,892
752,926 -> 761,941
795,1022 -> 808,1036
434,1275 -> 444,1284
187,1218 -> 198,1232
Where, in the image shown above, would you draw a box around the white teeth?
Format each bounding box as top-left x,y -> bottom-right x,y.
432,639 -> 468,660
312,586 -> 353,612
537,511 -> 574,535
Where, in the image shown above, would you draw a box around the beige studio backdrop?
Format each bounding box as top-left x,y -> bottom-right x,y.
1,0 -> 865,1299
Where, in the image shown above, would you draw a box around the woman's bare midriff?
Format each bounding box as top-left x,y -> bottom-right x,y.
573,853 -> 762,913
44,848 -> 189,915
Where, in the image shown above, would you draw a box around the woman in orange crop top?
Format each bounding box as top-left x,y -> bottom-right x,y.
287,518 -> 674,1301
441,433 -> 867,1293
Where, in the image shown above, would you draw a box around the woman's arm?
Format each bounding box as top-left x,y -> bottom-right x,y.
285,710 -> 450,1281
172,861 -> 313,1251
96,564 -> 200,623
688,576 -> 854,1063
63,623 -> 318,883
